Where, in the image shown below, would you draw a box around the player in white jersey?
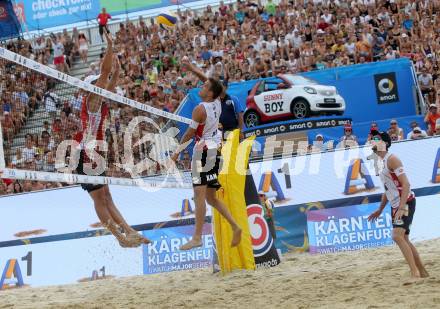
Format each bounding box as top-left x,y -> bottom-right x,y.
368,131 -> 428,278
172,59 -> 242,251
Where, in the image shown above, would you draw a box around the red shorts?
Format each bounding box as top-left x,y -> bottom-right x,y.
54,55 -> 64,65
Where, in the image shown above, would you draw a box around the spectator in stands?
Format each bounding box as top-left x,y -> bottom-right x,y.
309,134 -> 328,153
418,67 -> 434,97
13,181 -> 23,194
31,36 -> 46,56
97,8 -> 111,43
339,124 -> 358,148
406,121 -> 427,139
86,63 -> 99,77
424,104 -> 440,135
70,91 -> 83,112
408,126 -> 428,140
51,35 -> 67,73
387,119 -> 404,141
7,0 -> 440,196
77,33 -> 89,63
22,135 -> 37,164
44,83 -> 60,119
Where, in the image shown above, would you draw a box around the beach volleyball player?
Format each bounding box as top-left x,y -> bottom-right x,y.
171,58 -> 242,251
75,31 -> 149,248
368,131 -> 428,278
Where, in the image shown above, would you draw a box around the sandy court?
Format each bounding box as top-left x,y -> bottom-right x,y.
1,239 -> 439,309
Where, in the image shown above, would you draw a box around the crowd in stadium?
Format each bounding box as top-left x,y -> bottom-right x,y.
2,0 -> 440,195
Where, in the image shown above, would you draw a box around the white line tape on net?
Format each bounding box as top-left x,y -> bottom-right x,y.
0,47 -> 192,125
1,168 -> 193,189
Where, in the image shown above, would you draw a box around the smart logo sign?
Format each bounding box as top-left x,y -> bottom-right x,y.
142,225 -> 213,275
307,203 -> 393,254
374,72 -> 399,104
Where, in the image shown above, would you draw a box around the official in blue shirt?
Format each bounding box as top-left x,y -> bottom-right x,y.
219,85 -> 244,140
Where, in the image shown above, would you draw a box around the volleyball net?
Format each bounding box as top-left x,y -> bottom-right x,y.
0,46 -> 193,189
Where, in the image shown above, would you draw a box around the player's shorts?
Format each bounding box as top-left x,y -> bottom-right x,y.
191,148 -> 221,189
76,150 -> 105,193
392,198 -> 416,235
54,55 -> 64,65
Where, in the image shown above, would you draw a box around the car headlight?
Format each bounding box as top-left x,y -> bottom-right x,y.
304,87 -> 317,94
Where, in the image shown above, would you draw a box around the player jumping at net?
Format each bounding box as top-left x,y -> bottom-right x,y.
368,131 -> 428,278
171,58 -> 242,251
75,31 -> 149,248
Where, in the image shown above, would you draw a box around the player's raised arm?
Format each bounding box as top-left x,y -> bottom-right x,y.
95,30 -> 114,89
87,31 -> 113,113
106,56 -> 121,92
182,57 -> 208,82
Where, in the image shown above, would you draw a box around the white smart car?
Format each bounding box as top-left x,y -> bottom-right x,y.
244,74 -> 346,127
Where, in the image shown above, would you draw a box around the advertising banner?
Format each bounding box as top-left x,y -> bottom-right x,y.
306,203 -> 393,254
142,224 -> 213,275
0,234 -> 143,288
274,193 -> 440,254
16,0 -> 200,31
243,117 -> 351,138
0,185 -> 196,245
244,173 -> 281,268
249,137 -> 440,208
17,0 -> 101,31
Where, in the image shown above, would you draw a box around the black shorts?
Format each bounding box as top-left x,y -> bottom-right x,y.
99,24 -> 109,36
192,148 -> 221,189
76,150 -> 105,193
392,198 -> 416,235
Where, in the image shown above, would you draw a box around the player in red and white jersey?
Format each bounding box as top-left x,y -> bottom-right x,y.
75,31 -> 149,248
368,131 -> 428,278
172,59 -> 241,251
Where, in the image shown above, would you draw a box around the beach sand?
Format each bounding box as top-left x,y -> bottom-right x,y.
1,238 -> 439,309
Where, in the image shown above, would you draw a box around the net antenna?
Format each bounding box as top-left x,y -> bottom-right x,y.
0,46 -> 193,189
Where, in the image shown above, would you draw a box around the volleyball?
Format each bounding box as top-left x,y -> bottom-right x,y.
156,12 -> 177,30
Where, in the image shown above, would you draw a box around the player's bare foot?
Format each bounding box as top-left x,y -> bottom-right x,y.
104,220 -> 139,248
118,237 -> 139,248
420,269 -> 430,278
410,269 -> 421,278
180,239 -> 202,251
231,227 -> 242,247
127,232 -> 151,245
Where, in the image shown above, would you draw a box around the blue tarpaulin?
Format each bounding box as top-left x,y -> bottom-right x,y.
0,0 -> 22,40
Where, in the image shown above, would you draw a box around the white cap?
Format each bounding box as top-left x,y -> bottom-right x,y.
316,134 -> 323,139
401,33 -> 408,38
413,127 -> 422,132
84,74 -> 100,84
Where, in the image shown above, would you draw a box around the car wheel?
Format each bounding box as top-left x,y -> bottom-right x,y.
291,99 -> 310,119
244,110 -> 260,128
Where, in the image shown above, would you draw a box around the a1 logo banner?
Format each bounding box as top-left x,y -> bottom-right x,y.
245,172 -> 281,268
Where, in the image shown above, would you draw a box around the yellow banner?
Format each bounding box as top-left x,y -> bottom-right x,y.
214,130 -> 256,273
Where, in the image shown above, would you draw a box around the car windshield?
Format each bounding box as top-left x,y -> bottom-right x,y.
284,75 -> 318,85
